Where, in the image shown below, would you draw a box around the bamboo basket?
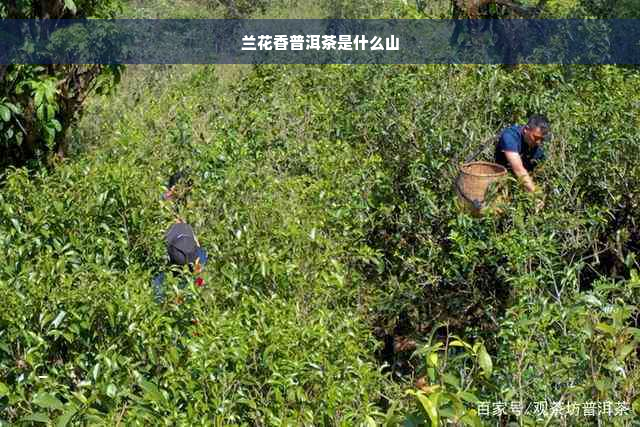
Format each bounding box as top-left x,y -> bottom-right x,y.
455,161 -> 507,215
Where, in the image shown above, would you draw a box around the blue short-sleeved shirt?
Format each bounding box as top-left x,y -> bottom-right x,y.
494,125 -> 545,172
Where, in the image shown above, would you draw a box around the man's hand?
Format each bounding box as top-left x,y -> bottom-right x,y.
503,151 -> 536,192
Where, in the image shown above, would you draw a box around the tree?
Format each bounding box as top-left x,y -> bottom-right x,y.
210,0 -> 270,18
0,0 -> 124,169
579,0 -> 640,18
451,0 -> 548,19
448,0 -> 549,64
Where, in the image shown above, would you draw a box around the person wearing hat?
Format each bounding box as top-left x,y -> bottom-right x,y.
151,220 -> 207,302
165,221 -> 207,268
494,115 -> 550,193
162,169 -> 192,202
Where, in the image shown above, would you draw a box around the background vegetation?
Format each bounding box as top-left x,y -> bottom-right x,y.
0,0 -> 124,168
1,0 -> 639,425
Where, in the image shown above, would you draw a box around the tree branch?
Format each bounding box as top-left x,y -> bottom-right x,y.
454,0 -> 548,18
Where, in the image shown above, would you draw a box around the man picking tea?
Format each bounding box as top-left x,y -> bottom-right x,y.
494,115 -> 550,193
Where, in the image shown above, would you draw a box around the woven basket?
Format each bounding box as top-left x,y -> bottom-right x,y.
456,161 -> 507,214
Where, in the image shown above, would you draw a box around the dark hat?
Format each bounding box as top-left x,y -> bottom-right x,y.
168,170 -> 184,189
167,168 -> 192,189
166,223 -> 198,266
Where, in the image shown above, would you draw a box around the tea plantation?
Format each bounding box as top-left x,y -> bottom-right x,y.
1,1 -> 639,426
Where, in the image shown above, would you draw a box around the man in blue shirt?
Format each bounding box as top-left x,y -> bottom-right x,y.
495,115 -> 550,193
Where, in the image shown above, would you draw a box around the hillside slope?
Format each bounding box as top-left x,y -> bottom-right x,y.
1,1 -> 639,425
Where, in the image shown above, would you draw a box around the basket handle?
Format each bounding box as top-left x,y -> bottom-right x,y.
464,134 -> 500,163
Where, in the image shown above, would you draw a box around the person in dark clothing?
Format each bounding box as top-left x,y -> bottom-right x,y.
152,220 -> 208,303
495,115 -> 550,193
162,169 -> 193,202
165,221 -> 207,268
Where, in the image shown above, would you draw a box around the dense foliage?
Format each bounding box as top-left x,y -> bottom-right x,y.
0,0 -> 123,169
224,62 -> 640,425
1,0 -> 639,425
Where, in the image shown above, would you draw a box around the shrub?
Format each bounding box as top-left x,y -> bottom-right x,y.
0,0 -> 124,169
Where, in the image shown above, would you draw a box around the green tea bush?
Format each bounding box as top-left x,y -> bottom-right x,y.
218,62 -> 640,424
0,1 -> 123,169
0,64 -> 395,425
1,0 -> 640,424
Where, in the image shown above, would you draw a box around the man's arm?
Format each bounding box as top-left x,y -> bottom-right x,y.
503,151 -> 536,192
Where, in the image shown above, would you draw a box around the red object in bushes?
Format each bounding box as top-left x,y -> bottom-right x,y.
195,277 -> 205,287
163,189 -> 175,200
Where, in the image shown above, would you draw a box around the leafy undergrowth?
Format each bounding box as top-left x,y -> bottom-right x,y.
1,2 -> 640,426
0,64 -> 399,425
211,63 -> 640,425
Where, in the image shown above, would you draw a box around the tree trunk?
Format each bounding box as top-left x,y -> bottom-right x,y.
453,0 -> 547,18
